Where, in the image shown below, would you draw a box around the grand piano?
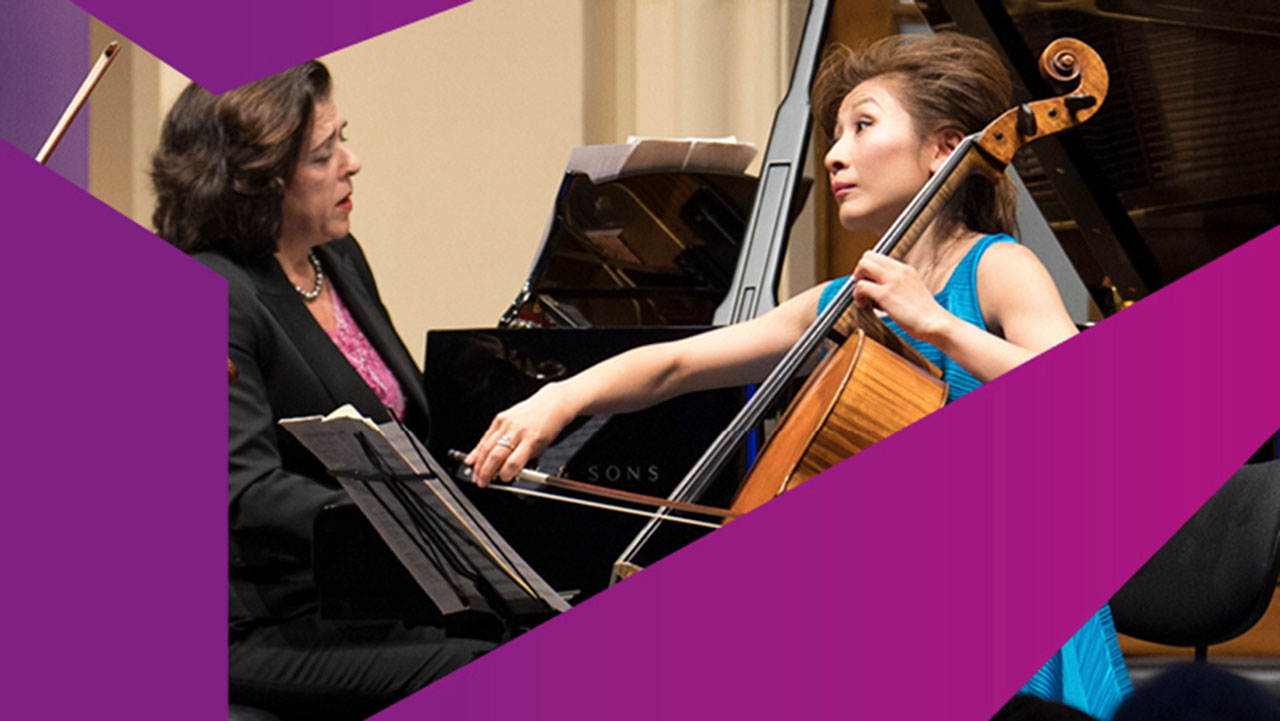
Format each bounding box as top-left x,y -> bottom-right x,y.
318,0 -> 1280,619
423,140 -> 789,600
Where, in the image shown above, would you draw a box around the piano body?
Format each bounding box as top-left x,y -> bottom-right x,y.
424,142 -> 770,600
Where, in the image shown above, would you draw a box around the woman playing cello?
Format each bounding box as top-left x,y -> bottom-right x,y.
467,32 -> 1130,718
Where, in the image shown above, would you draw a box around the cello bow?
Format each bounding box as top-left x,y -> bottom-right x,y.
35,41 -> 120,165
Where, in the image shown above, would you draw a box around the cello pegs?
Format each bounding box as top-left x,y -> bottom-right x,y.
1016,103 -> 1038,137
1064,93 -> 1098,113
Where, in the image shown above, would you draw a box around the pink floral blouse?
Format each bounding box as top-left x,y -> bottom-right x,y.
325,284 -> 407,419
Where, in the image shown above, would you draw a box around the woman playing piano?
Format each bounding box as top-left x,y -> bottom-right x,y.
153,61 -> 492,719
467,33 -> 1131,719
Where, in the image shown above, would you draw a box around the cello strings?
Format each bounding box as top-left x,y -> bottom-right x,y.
614,136 -> 990,568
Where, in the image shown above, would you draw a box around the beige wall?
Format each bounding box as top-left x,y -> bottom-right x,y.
318,0 -> 586,361
88,20 -> 160,227
90,0 -> 817,365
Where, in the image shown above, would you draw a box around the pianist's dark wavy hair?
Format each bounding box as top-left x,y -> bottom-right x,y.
151,61 -> 331,261
812,33 -> 1017,237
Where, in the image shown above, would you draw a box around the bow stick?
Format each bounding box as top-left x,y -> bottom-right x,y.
36,41 -> 119,165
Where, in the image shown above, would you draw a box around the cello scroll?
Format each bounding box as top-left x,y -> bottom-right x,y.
977,37 -> 1109,166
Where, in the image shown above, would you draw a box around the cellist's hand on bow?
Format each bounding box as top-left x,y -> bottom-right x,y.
852,251 -> 953,343
465,384 -> 577,487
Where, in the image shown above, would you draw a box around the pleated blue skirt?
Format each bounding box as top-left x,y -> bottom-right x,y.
1019,604 -> 1133,719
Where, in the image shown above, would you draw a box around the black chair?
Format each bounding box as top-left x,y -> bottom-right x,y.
229,704 -> 282,721
1110,459 -> 1280,691
1113,662 -> 1280,720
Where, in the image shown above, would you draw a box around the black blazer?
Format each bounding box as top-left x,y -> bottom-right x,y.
199,236 -> 429,629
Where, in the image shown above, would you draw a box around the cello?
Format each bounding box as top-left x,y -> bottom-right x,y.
611,36 -> 1109,579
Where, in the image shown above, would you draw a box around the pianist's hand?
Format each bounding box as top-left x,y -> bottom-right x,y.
465,383 -> 577,487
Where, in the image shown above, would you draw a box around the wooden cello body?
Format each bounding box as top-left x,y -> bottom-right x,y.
729,310 -> 947,515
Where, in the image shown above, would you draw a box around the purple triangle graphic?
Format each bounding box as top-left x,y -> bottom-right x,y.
73,0 -> 470,92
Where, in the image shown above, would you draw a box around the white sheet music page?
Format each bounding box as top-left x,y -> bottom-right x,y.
278,404 -> 413,477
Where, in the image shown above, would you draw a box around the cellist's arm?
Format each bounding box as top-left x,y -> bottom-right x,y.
467,285 -> 824,485
852,244 -> 1076,382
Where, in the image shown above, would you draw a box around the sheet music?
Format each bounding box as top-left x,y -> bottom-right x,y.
567,137 -> 757,183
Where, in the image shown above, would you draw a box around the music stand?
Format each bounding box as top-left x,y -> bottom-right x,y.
281,405 -> 569,631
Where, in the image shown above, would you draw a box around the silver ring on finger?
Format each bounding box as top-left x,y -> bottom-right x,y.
495,434 -> 515,449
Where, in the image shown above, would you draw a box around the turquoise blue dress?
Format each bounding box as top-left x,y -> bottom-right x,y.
819,234 -> 1132,719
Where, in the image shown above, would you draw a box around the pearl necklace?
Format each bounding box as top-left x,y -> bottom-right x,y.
294,249 -> 324,301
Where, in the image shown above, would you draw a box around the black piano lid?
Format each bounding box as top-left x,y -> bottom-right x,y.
922,0 -> 1280,308
502,139 -> 762,328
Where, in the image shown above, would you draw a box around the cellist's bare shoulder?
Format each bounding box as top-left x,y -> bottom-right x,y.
976,241 -> 1077,352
